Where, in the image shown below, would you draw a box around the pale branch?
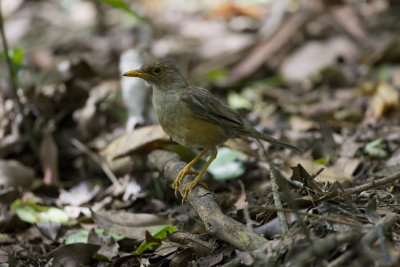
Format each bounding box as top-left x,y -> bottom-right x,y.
147,149 -> 267,251
344,172 -> 400,195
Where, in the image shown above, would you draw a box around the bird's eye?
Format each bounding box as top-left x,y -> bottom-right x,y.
153,67 -> 161,74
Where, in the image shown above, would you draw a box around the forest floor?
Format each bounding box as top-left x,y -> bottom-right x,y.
0,0 -> 399,266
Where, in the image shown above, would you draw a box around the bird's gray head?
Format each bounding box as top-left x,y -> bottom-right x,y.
123,58 -> 188,90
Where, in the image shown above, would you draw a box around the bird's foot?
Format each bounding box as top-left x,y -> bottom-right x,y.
181,179 -> 208,204
172,166 -> 198,197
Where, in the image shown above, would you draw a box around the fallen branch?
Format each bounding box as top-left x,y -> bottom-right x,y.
292,213 -> 396,267
328,212 -> 396,267
270,166 -> 288,234
344,172 -> 400,195
70,138 -> 121,188
147,150 -> 267,251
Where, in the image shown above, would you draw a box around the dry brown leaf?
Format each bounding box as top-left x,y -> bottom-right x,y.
280,37 -> 357,83
371,82 -> 399,118
227,13 -> 305,85
0,160 -> 35,188
39,132 -> 59,185
100,125 -> 170,161
332,157 -> 361,178
287,158 -> 354,183
213,2 -> 267,19
289,116 -> 316,132
91,209 -> 169,240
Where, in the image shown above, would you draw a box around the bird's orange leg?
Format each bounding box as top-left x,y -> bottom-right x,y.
172,148 -> 209,197
181,148 -> 217,203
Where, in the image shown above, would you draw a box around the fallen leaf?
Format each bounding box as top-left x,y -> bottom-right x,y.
35,222 -> 61,241
331,157 -> 361,178
289,116 -> 316,132
0,160 -> 34,188
133,225 -> 177,255
280,37 -> 357,83
155,241 -> 181,257
169,247 -> 193,267
207,147 -> 246,181
371,82 -> 399,118
91,209 -> 170,240
47,243 -> 100,266
100,125 -> 170,161
89,229 -> 119,261
59,182 -> 100,206
287,158 -> 353,183
39,132 -> 59,185
364,138 -> 387,158
10,199 -> 69,224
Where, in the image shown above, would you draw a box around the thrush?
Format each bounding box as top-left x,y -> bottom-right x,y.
123,58 -> 300,202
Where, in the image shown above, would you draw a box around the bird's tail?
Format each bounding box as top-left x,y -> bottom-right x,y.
247,127 -> 302,152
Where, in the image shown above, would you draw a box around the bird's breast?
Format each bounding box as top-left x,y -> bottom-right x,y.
152,90 -> 231,147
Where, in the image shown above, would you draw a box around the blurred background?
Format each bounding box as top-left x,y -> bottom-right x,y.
0,0 -> 400,265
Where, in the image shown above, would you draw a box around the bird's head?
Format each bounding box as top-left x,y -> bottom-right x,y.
123,58 -> 187,90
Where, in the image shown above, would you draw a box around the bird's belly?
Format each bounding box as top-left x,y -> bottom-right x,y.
156,103 -> 229,148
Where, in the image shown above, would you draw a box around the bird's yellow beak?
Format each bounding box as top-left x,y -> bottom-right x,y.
122,69 -> 152,79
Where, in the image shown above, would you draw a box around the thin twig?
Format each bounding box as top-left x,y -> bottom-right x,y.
328,213 -> 396,267
270,166 -> 289,234
261,206 -> 362,227
70,138 -> 121,188
343,172 -> 400,195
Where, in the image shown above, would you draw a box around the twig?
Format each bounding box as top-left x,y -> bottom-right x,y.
228,13 -> 306,84
259,0 -> 288,39
70,138 -> 121,188
328,213 -> 396,267
293,213 -> 396,267
270,166 -> 289,234
343,172 -> 400,195
147,150 -> 267,251
292,230 -> 363,267
260,206 -> 362,227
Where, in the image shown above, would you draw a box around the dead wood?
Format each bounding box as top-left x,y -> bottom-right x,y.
147,149 -> 268,251
292,213 -> 396,267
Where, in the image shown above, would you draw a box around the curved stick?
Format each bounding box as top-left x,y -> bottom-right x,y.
147,150 -> 267,251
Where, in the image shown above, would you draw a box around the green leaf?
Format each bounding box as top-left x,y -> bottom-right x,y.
132,225 -> 177,255
65,230 -> 90,244
97,0 -> 152,25
94,228 -> 125,241
228,92 -> 252,110
0,48 -> 25,73
314,158 -> 328,165
10,48 -> 24,65
206,68 -> 227,82
364,138 -> 387,158
207,147 -> 246,181
10,199 -> 69,224
377,65 -> 390,81
65,228 -> 125,245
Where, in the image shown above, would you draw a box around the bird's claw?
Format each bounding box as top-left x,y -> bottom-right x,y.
181,180 -> 208,204
172,167 -> 199,197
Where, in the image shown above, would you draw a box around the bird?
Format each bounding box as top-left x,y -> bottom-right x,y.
123,58 -> 301,203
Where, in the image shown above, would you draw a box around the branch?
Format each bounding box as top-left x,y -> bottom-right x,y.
343,172 -> 400,195
270,166 -> 288,234
147,150 -> 267,251
293,213 -> 396,267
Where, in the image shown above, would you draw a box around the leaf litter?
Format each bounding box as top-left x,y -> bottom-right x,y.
0,0 -> 399,266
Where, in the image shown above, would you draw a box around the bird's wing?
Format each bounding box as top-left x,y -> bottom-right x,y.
180,86 -> 244,129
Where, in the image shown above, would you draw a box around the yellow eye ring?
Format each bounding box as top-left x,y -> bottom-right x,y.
153,66 -> 162,74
